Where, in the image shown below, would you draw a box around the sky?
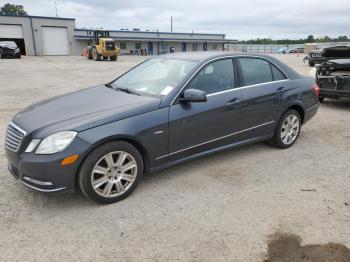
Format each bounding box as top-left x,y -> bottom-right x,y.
2,0 -> 350,40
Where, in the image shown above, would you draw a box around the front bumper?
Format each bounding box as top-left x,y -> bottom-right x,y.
2,48 -> 19,57
5,136 -> 91,194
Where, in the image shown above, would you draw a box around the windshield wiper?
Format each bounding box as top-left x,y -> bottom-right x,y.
115,87 -> 141,96
105,83 -> 141,96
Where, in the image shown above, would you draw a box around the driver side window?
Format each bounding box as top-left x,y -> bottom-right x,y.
187,59 -> 234,95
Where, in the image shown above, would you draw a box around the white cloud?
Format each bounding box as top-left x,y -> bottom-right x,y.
3,0 -> 350,39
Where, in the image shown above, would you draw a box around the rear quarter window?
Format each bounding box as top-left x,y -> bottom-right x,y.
271,64 -> 287,81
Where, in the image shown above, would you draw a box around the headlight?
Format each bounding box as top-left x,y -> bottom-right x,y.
35,131 -> 77,154
25,139 -> 41,152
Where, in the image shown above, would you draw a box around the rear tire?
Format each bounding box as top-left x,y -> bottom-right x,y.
319,97 -> 325,103
270,109 -> 301,149
308,61 -> 315,67
78,141 -> 143,204
110,55 -> 117,61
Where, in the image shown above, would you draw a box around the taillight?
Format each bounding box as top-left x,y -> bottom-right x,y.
313,82 -> 320,97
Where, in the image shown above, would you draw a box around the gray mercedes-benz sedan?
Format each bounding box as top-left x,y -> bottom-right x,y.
5,52 -> 320,203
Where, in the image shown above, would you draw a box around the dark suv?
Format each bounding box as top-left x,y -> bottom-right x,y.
5,52 -> 320,203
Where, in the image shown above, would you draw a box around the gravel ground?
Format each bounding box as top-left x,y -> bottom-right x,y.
0,54 -> 349,262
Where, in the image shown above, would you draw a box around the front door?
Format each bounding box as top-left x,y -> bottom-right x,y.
148,42 -> 153,55
168,58 -> 242,160
182,42 -> 187,52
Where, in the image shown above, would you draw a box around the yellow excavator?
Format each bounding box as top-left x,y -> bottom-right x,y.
87,30 -> 120,61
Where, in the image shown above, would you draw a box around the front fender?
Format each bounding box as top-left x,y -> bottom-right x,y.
78,107 -> 169,168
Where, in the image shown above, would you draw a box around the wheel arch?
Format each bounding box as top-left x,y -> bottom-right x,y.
74,135 -> 150,189
280,103 -> 305,124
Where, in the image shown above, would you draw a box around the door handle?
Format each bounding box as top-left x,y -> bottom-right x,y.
226,97 -> 240,106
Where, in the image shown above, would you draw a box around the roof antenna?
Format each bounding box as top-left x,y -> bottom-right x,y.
54,1 -> 59,17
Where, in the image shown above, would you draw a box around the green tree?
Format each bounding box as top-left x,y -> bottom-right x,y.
0,3 -> 27,15
306,35 -> 314,43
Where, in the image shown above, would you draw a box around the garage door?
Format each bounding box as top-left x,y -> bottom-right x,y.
42,27 -> 69,55
0,24 -> 23,38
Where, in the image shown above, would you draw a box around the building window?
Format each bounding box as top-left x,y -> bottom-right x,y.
192,43 -> 197,51
135,43 -> 142,49
203,42 -> 208,51
212,44 -> 218,50
161,42 -> 167,49
120,43 -> 127,49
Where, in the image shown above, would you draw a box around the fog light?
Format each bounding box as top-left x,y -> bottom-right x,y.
61,154 -> 79,166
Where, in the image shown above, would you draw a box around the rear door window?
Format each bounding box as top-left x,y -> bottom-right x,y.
238,58 -> 273,86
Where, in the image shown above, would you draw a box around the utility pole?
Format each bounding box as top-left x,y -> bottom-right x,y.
54,1 -> 58,17
171,16 -> 173,32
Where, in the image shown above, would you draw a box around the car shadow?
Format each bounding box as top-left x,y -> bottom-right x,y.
321,99 -> 350,110
19,141 -> 270,208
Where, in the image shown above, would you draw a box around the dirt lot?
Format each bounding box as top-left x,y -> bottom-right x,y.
0,54 -> 349,262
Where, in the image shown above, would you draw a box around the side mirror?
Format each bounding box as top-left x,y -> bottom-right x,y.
180,89 -> 207,103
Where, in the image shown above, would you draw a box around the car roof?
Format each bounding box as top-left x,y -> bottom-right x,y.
161,51 -> 276,62
160,51 -> 301,80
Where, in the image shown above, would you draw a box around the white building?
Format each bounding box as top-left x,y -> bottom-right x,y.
0,14 -> 229,56
74,29 -> 227,55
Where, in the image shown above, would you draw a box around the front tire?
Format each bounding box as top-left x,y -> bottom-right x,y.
93,49 -> 101,61
270,109 -> 301,149
78,141 -> 143,204
319,97 -> 325,103
110,55 -> 117,61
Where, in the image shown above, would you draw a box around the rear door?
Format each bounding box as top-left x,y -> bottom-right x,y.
237,57 -> 288,139
168,58 -> 242,160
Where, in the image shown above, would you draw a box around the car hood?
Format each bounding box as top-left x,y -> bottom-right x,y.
12,85 -> 161,136
321,46 -> 350,58
0,43 -> 17,49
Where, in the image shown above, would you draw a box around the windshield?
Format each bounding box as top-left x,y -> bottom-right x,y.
111,58 -> 197,96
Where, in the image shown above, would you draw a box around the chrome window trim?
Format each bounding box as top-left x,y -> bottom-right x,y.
206,79 -> 290,97
170,55 -> 289,105
155,120 -> 275,160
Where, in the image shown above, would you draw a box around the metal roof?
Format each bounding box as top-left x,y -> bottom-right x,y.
74,28 -> 225,37
74,35 -> 228,43
0,14 -> 75,20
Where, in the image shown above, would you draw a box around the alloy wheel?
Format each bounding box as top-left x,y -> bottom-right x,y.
280,115 -> 300,145
91,151 -> 137,198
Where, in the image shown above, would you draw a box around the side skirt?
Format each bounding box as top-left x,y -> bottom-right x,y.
147,134 -> 273,173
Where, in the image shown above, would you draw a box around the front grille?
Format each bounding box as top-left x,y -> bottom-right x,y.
5,122 -> 26,152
